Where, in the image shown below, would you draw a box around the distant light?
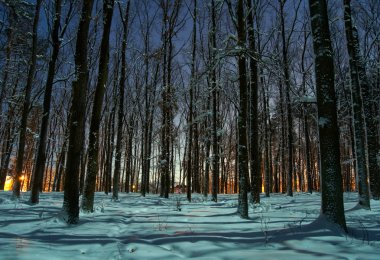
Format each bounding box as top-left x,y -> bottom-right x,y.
19,175 -> 25,181
4,176 -> 13,191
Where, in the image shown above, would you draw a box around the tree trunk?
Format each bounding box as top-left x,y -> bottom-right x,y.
30,0 -> 62,204
236,0 -> 249,219
279,0 -> 294,197
247,0 -> 261,204
210,0 -> 219,202
12,0 -> 42,199
343,0 -> 380,201
63,0 -> 95,224
187,0 -> 197,202
309,0 -> 347,231
343,0 -> 371,208
82,0 -> 115,212
113,0 -> 130,201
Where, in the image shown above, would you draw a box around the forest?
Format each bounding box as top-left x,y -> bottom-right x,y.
0,0 -> 379,234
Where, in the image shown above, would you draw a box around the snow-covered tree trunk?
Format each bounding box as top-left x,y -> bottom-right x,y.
343,0 -> 371,208
247,0 -> 261,204
13,0 -> 42,199
344,0 -> 380,200
210,0 -> 220,203
236,0 -> 249,219
113,0 -> 130,201
308,0 -> 347,231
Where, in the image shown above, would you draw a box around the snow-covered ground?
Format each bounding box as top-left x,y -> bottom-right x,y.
0,191 -> 379,259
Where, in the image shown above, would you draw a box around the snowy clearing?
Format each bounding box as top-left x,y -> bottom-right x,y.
0,191 -> 379,259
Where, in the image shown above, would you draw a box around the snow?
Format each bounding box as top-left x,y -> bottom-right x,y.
0,191 -> 379,259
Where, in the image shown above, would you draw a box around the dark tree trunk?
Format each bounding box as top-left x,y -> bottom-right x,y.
236,0 -> 249,219
309,0 -> 347,231
279,82 -> 286,193
343,0 -> 371,208
187,0 -> 197,202
13,0 -> 42,199
210,0 -> 219,202
343,0 -> 380,201
247,0 -> 261,204
113,0 -> 130,201
30,0 -> 62,204
279,0 -> 294,197
263,84 -> 271,197
63,0 -> 95,224
82,0 -> 115,212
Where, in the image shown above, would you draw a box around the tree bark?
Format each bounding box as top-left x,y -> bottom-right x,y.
82,0 -> 115,212
210,0 -> 219,202
12,0 -> 42,199
30,0 -> 62,204
113,0 -> 130,201
309,0 -> 347,231
345,0 -> 379,200
247,0 -> 261,204
236,0 -> 249,219
63,0 -> 95,224
187,0 -> 197,202
343,0 -> 371,208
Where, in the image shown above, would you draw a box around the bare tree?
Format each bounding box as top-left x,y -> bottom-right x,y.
113,0 -> 130,201
186,0 -> 197,202
247,0 -> 261,204
210,0 -> 219,202
343,0 -> 371,209
63,0 -> 95,224
82,0 -> 115,212
30,0 -> 70,204
12,0 -> 42,199
236,0 -> 249,219
308,0 -> 347,231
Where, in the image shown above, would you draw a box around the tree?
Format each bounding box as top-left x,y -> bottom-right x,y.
159,0 -> 182,199
186,0 -> 197,202
63,0 -> 95,224
30,0 -> 68,204
279,0 -> 300,197
344,0 -> 380,200
343,0 -> 371,209
247,0 -> 261,204
210,0 -> 219,202
113,0 -> 130,201
236,0 -> 249,219
82,0 -> 115,211
308,0 -> 347,231
12,0 -> 42,199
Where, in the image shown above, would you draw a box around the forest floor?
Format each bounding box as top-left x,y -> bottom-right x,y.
0,191 -> 379,259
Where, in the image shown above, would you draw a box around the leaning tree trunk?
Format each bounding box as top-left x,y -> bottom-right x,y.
81,0 -> 115,212
309,0 -> 347,232
63,0 -> 95,224
30,0 -> 62,204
